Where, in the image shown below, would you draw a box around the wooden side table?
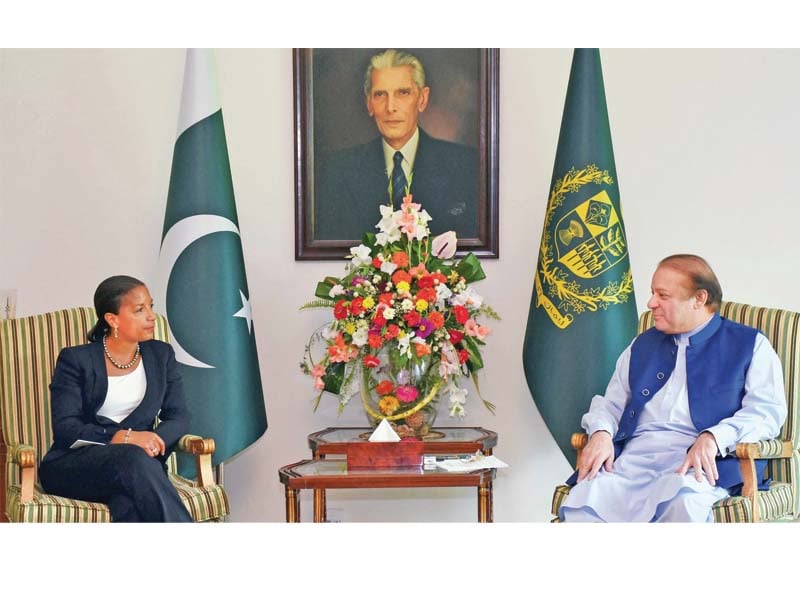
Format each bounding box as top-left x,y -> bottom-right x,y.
306,427 -> 498,522
279,459 -> 495,523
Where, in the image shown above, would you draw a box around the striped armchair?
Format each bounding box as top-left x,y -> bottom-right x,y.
551,301 -> 799,523
0,307 -> 229,522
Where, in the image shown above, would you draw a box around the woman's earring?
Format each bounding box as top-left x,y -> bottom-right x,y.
114,327 -> 119,339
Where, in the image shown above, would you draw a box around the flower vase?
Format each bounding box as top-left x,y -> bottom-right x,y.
360,353 -> 440,439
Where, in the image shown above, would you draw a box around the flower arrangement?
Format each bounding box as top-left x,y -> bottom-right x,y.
301,196 -> 499,437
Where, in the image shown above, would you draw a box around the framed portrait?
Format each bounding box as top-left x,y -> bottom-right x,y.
293,48 -> 499,260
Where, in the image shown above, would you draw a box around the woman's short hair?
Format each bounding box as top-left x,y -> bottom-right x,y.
87,275 -> 146,342
658,254 -> 723,311
364,49 -> 426,95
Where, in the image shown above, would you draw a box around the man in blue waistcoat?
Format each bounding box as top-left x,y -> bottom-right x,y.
559,254 -> 787,522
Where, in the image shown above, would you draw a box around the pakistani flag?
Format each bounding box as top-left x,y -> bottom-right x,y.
158,49 -> 267,477
522,49 -> 637,466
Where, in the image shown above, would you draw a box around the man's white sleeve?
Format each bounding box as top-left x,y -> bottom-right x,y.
705,333 -> 787,456
581,342 -> 634,438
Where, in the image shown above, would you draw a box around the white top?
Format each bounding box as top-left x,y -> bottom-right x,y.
96,360 -> 147,423
381,127 -> 420,181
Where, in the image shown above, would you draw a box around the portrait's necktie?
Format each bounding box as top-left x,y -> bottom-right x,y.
391,150 -> 408,207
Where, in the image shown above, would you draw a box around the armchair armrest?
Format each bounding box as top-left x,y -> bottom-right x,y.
734,438 -> 792,523
571,433 -> 589,465
9,443 -> 37,503
177,434 -> 216,487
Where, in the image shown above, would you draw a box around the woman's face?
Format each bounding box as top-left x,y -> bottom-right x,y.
105,285 -> 156,343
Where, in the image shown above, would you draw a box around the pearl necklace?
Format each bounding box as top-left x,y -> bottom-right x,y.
102,335 -> 140,369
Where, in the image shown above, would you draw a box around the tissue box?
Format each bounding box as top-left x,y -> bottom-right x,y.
346,441 -> 423,469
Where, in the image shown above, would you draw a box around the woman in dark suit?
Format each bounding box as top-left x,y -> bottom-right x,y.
39,275 -> 192,522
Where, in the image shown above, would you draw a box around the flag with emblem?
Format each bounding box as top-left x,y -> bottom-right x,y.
157,48 -> 267,477
522,48 -> 637,466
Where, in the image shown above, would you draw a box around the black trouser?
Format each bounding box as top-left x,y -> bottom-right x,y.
39,444 -> 193,522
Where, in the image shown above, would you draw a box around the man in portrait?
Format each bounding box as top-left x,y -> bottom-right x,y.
314,49 -> 479,242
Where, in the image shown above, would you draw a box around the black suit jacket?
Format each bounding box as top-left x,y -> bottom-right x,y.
315,128 -> 479,241
41,340 -> 190,464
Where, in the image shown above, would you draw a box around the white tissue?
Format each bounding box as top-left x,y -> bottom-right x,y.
368,419 -> 401,442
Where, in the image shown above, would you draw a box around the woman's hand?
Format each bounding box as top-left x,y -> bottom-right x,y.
111,429 -> 166,457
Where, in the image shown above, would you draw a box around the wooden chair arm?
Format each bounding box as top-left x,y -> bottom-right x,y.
571,433 -> 589,465
9,444 -> 37,504
733,439 -> 792,524
176,434 -> 216,488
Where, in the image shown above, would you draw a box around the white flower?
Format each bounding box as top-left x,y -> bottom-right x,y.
400,298 -> 414,311
435,283 -> 453,303
321,324 -> 338,340
380,261 -> 398,276
349,244 -> 372,267
372,275 -> 382,284
376,229 -> 401,246
351,324 -> 369,347
328,284 -> 344,298
397,332 -> 414,358
452,286 -> 483,309
382,307 -> 396,320
448,385 -> 468,417
438,343 -> 461,379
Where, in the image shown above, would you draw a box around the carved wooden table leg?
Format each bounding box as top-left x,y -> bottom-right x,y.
478,480 -> 493,523
285,487 -> 300,523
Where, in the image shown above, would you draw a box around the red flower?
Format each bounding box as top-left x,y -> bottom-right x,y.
376,380 -> 395,395
385,324 -> 400,339
333,300 -> 349,320
392,270 -> 412,286
368,333 -> 383,349
372,312 -> 387,328
417,275 -> 435,289
391,251 -> 409,268
416,287 -> 437,303
404,311 -> 421,327
432,272 -> 448,286
363,355 -> 381,368
372,257 -> 382,269
428,311 -> 445,329
448,329 -> 465,344
457,348 -> 469,364
378,293 -> 394,306
349,297 -> 365,316
453,305 -> 469,324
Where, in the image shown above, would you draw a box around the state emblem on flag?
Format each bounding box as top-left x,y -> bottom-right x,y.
555,190 -> 627,279
534,165 -> 634,329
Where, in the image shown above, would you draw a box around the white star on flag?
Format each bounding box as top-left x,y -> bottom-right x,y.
233,289 -> 253,334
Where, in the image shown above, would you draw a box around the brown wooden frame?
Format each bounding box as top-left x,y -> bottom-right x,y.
293,48 -> 500,260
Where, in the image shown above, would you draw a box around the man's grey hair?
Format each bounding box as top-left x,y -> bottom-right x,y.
364,49 -> 427,95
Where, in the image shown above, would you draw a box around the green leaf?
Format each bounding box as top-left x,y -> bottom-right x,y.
314,276 -> 341,300
299,299 -> 336,311
456,253 -> 486,283
462,336 -> 484,370
323,361 -> 345,394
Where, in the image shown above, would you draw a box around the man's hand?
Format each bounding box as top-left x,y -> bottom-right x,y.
676,431 -> 719,486
577,430 -> 615,482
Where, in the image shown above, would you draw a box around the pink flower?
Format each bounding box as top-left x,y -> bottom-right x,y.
396,385 -> 419,403
401,194 -> 421,213
465,318 -> 492,340
432,230 -> 458,259
310,364 -> 326,390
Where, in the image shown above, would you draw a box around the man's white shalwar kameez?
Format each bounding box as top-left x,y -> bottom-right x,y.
560,319 -> 786,522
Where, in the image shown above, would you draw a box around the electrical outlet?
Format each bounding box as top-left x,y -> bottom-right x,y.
1,289 -> 17,319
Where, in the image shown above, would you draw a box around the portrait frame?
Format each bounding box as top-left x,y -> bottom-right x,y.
293,48 -> 499,260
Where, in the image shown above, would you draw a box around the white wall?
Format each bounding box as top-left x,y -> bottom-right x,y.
2,48 -> 798,522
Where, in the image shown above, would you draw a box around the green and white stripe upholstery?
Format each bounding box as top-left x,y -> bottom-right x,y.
551,300 -> 799,523
1,307 -> 229,522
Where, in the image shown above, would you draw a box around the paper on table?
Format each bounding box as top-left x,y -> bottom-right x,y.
69,439 -> 105,449
368,419 -> 401,442
437,453 -> 509,472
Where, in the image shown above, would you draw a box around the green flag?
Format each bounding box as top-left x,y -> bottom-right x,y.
523,49 -> 637,466
158,49 -> 267,477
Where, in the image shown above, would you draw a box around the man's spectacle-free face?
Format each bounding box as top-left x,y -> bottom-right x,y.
647,266 -> 709,334
366,65 -> 430,150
